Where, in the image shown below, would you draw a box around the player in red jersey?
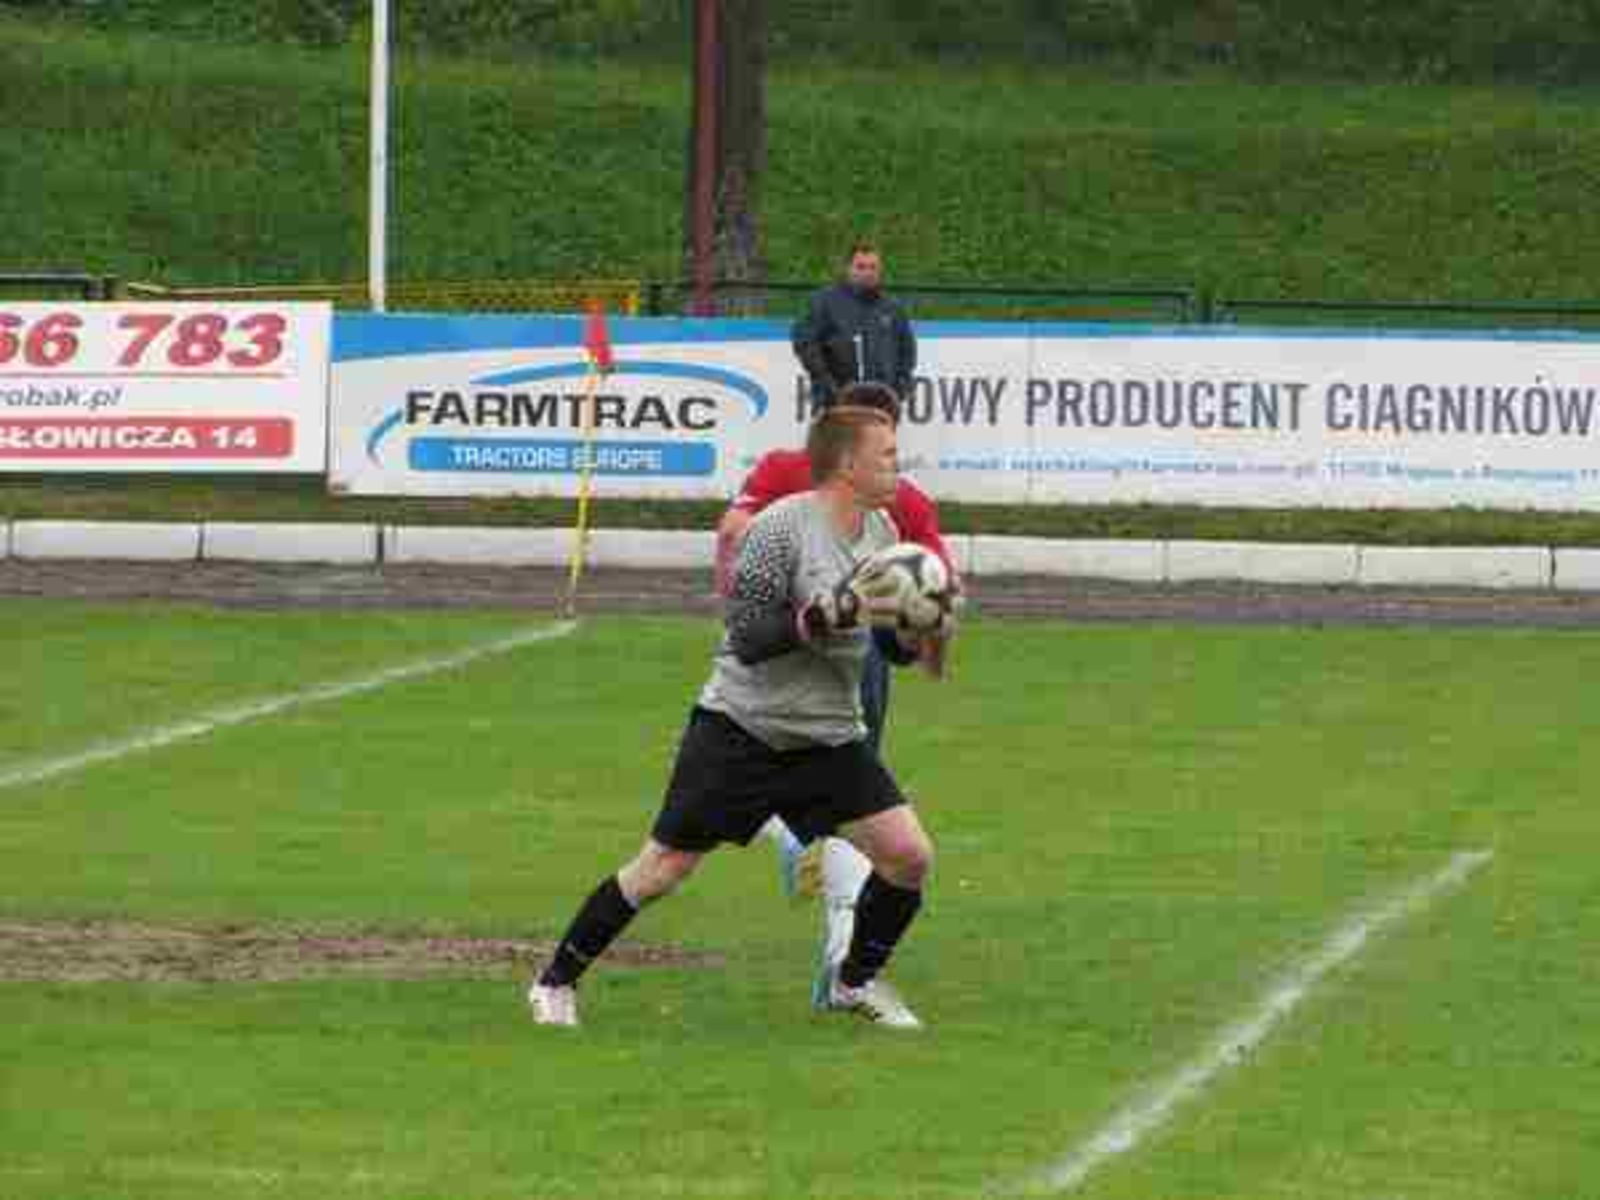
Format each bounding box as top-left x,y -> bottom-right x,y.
717,445 -> 953,597
714,381 -> 959,1009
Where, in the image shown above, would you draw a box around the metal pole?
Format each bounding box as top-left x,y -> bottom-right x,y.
691,0 -> 718,316
369,0 -> 391,312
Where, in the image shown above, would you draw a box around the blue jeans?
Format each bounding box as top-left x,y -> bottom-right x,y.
860,639 -> 891,755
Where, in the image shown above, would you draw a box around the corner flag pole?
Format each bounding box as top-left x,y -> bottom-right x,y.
563,303 -> 615,618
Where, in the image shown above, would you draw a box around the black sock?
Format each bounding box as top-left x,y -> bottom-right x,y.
840,872 -> 922,988
538,875 -> 638,988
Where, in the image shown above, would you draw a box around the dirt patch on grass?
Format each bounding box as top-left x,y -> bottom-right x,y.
0,919 -> 721,983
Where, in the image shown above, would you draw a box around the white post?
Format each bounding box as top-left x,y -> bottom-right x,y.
368,0 -> 391,312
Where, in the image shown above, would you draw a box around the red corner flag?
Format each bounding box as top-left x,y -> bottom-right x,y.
583,301 -> 614,375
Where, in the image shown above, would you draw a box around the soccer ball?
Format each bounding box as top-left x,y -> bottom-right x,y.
855,542 -> 954,634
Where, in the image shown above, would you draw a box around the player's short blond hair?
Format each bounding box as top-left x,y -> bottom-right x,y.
829,380 -> 901,425
807,406 -> 892,485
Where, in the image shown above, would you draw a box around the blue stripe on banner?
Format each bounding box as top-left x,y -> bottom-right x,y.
333,313 -> 1600,363
408,437 -> 717,477
912,320 -> 1600,342
470,359 -> 769,418
333,314 -> 791,362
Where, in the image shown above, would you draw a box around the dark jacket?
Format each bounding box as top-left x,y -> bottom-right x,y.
791,282 -> 916,404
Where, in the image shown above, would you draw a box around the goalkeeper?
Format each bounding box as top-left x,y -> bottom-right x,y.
715,381 -> 959,1014
532,406 -> 940,1029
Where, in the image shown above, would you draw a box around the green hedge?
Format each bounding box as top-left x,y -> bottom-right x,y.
6,17 -> 1599,300
8,476 -> 1600,546
0,0 -> 671,53
6,0 -> 1600,81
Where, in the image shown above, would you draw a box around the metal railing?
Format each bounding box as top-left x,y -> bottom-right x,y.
123,277 -> 643,315
0,272 -> 117,300
8,270 -> 1600,332
1208,295 -> 1600,331
643,279 -> 1199,322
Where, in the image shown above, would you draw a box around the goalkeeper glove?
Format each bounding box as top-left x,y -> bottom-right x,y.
796,579 -> 862,642
845,556 -> 914,630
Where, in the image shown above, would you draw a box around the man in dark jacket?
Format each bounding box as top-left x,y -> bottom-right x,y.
792,242 -> 916,408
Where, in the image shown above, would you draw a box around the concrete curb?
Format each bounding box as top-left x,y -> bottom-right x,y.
4,519 -> 1598,592
11,520 -> 202,562
203,522 -> 380,565
382,524 -> 568,566
1356,545 -> 1552,590
969,536 -> 1164,582
1552,548 -> 1600,592
1167,540 -> 1361,586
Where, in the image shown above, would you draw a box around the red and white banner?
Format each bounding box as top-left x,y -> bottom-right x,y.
0,302 -> 331,472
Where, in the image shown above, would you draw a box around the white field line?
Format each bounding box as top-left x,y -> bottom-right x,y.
1036,848 -> 1495,1194
0,621 -> 577,793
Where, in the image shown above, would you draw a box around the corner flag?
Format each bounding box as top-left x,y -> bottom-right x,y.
583,301 -> 615,375
564,301 -> 613,618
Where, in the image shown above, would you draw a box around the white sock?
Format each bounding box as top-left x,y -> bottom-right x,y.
823,899 -> 855,969
821,836 -> 873,906
820,838 -> 873,966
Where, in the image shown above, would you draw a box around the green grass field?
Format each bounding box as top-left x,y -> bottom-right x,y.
2,602 -> 1596,1199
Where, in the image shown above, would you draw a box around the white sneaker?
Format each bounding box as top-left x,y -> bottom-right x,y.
528,981 -> 580,1028
818,966 -> 923,1030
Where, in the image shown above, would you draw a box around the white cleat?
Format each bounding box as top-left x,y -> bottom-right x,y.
528,981 -> 580,1028
818,966 -> 923,1030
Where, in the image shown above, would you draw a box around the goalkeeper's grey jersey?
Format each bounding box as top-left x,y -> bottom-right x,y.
699,492 -> 899,750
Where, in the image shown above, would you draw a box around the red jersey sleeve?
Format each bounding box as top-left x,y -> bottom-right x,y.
890,478 -> 956,577
731,450 -> 812,514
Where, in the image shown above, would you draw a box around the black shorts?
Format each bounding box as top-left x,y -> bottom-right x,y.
651,707 -> 907,853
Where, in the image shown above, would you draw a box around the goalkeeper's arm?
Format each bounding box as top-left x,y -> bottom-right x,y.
725,513 -> 866,664
714,507 -> 755,598
724,516 -> 802,665
726,514 -> 882,663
